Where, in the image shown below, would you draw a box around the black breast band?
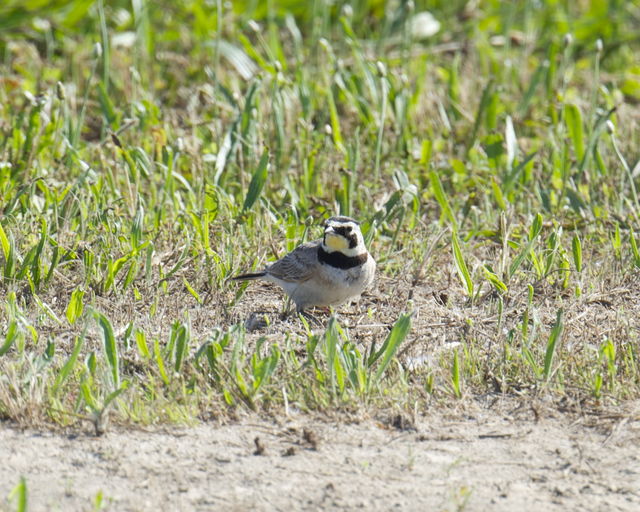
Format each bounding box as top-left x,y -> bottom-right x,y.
318,246 -> 368,270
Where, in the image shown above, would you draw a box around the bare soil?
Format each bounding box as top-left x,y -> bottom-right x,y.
2,399 -> 639,511
3,269 -> 640,511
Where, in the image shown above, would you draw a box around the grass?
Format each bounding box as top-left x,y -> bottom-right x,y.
1,0 -> 640,436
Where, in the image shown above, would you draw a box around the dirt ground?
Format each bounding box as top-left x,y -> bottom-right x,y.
2,267 -> 640,511
2,398 -> 639,511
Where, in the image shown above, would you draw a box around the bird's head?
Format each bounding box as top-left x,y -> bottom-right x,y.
322,216 -> 365,256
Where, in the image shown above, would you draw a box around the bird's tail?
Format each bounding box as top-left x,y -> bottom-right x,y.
231,271 -> 267,281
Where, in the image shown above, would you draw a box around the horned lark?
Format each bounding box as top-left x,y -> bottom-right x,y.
232,216 -> 376,312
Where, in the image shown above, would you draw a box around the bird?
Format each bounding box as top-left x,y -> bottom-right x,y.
231,216 -> 376,313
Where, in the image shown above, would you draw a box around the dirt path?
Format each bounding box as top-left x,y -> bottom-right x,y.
2,401 -> 639,511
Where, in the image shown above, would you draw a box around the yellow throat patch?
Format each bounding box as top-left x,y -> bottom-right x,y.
324,232 -> 349,251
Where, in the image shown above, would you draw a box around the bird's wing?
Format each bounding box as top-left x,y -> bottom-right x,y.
266,240 -> 321,282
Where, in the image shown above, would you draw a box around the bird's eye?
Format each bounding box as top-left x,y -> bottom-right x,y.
345,226 -> 352,233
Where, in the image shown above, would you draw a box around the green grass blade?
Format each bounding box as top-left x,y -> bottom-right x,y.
0,222 -> 9,261
429,171 -> 456,228
52,330 -> 85,394
483,265 -> 507,293
2,232 -> 15,279
80,380 -> 98,412
517,59 -> 549,115
505,115 -> 517,169
522,345 -> 542,379
564,103 -> 585,163
327,87 -> 344,153
154,338 -> 169,386
242,149 -> 269,212
509,213 -> 544,278
94,311 -> 120,389
252,346 -> 280,392
529,212 -> 543,240
173,323 -> 189,373
630,231 -> 640,268
97,81 -> 116,126
135,329 -> 150,359
373,73 -> 389,178
571,234 -> 582,273
0,321 -> 18,356
372,313 -> 411,383
544,309 -> 564,381
466,80 -> 493,153
214,119 -> 239,185
103,381 -> 128,410
10,476 -> 27,512
324,316 -> 339,397
452,231 -> 473,297
452,349 -> 462,398
65,288 -> 85,325
183,277 -> 202,305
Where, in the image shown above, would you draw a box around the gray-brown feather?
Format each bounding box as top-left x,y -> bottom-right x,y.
265,240 -> 321,282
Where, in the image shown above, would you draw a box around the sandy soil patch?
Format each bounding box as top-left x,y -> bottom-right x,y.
2,400 -> 639,511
